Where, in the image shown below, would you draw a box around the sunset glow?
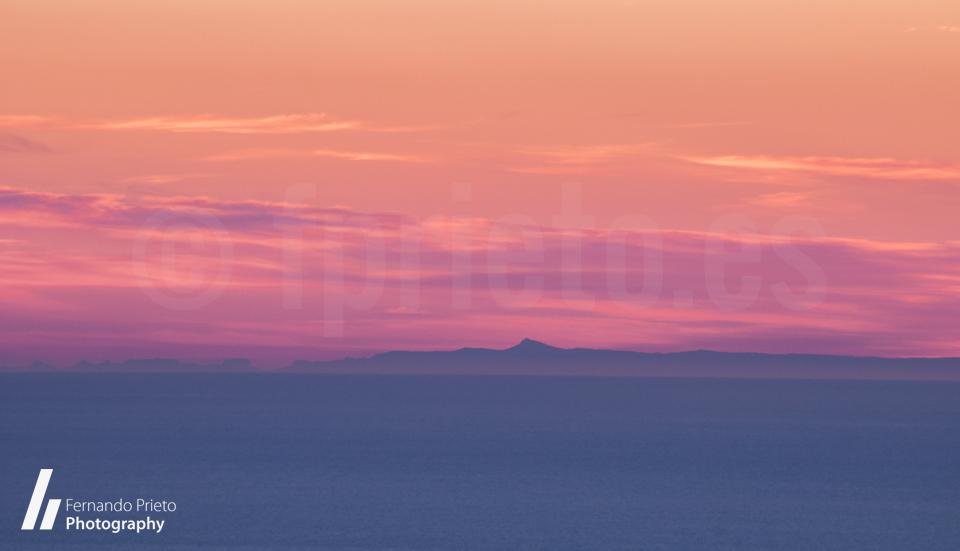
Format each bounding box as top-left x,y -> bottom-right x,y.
2,1 -> 959,367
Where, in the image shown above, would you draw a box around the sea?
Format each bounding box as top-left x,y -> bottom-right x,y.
2,373 -> 959,550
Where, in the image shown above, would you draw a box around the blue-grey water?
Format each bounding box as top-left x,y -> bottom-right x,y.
2,374 -> 959,550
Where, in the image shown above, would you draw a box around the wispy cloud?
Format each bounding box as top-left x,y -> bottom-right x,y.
524,144 -> 656,164
0,113 -> 438,134
120,174 -> 217,185
743,191 -> 816,208
938,26 -> 960,32
683,155 -> 960,180
91,114 -> 358,133
202,148 -> 431,163
721,190 -> 865,215
500,143 -> 657,174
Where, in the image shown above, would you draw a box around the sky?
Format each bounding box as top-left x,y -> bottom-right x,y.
1,1 -> 959,367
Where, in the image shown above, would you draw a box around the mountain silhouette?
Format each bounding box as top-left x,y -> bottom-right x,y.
16,360 -> 59,372
4,340 -> 960,380
507,338 -> 563,353
280,339 -> 960,381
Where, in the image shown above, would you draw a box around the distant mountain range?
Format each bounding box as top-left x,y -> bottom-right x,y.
4,339 -> 960,381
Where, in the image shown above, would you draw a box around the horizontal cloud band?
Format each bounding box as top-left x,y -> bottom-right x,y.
0,186 -> 958,364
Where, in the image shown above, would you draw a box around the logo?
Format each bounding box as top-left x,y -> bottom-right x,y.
22,469 -> 60,530
21,469 -> 174,534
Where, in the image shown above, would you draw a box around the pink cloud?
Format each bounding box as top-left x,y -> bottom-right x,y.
0,113 -> 442,135
89,114 -> 357,133
121,174 -> 217,184
683,155 -> 960,181
202,148 -> 432,163
498,143 -> 658,174
0,187 -> 958,367
743,192 -> 816,208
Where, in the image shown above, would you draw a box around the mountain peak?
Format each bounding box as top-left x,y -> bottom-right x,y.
507,338 -> 561,352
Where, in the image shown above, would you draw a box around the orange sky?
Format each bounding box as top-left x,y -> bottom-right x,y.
1,1 -> 959,365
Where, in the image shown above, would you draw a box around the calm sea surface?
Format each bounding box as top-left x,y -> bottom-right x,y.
2,374 -> 959,550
